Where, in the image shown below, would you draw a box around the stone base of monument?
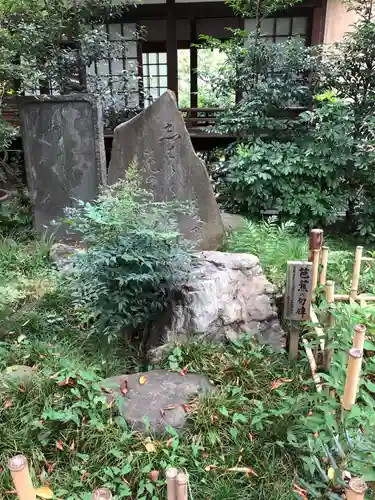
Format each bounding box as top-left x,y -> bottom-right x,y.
147,251 -> 285,358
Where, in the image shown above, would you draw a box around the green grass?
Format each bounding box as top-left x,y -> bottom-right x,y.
225,217 -> 375,295
0,223 -> 374,499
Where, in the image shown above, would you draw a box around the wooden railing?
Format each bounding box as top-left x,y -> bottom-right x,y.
179,107 -> 224,129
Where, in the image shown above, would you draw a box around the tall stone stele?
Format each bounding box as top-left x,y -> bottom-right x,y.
19,94 -> 107,240
108,90 -> 224,250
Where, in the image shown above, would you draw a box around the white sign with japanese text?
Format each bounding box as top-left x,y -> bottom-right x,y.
284,261 -> 313,321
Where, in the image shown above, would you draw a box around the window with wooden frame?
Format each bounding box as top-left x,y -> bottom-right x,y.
245,16 -> 309,44
86,22 -> 140,108
142,51 -> 168,106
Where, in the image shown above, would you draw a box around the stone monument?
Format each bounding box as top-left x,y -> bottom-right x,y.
108,90 -> 224,250
19,94 -> 106,239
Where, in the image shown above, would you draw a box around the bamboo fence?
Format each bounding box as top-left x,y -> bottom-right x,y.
286,229 -> 373,500
5,458 -> 189,500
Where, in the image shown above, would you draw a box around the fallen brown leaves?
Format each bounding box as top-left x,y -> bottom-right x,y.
120,378 -> 128,396
271,378 -> 293,390
205,465 -> 258,477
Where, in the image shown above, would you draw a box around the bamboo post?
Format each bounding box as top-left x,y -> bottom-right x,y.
351,246 -> 363,300
8,455 -> 36,500
342,348 -> 363,411
319,246 -> 329,286
353,324 -> 366,350
323,280 -> 335,372
176,472 -> 188,500
312,249 -> 320,295
92,488 -> 112,500
346,478 -> 368,500
288,328 -> 299,361
166,468 -> 178,500
308,229 -> 324,262
302,338 -> 323,392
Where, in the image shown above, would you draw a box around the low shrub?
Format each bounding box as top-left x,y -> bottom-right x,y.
62,170 -> 194,341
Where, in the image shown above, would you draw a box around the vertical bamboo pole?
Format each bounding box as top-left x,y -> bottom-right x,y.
308,229 -> 324,262
323,280 -> 335,372
176,472 -> 188,500
8,455 -> 36,500
312,249 -> 321,295
346,478 -> 368,500
342,348 -> 363,411
92,488 -> 112,500
351,246 -> 363,300
319,246 -> 329,286
353,324 -> 366,350
166,468 -> 178,500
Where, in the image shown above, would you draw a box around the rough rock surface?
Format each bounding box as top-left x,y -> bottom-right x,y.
108,90 -> 224,250
19,95 -> 106,239
148,252 -> 285,351
102,370 -> 214,433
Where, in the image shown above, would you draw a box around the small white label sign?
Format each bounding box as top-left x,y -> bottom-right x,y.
284,261 -> 313,321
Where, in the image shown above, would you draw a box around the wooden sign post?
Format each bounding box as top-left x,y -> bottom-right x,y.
285,261 -> 313,359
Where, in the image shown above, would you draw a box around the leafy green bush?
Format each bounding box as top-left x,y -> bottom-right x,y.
213,101 -> 353,227
63,172 -> 194,341
203,0 -> 375,238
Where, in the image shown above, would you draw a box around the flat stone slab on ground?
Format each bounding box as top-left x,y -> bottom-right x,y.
102,369 -> 214,433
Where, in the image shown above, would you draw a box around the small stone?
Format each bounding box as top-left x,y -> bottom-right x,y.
49,243 -> 84,272
0,365 -> 35,392
102,369 -> 214,433
221,213 -> 247,233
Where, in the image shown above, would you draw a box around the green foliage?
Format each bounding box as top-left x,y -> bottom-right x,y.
204,1 -> 375,238
213,101 -> 353,227
201,34 -> 321,138
225,217 -> 307,290
226,219 -> 375,295
1,223 -> 375,498
226,0 -> 303,21
62,172 -> 194,340
0,0 -> 139,152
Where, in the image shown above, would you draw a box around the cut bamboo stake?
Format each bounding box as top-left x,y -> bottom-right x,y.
334,294 -> 375,302
310,306 -> 325,351
308,229 -> 324,262
176,472 -> 188,500
288,328 -> 299,361
346,477 -> 368,500
8,455 -> 36,500
351,246 -> 363,299
323,281 -> 335,372
319,246 -> 329,286
302,338 -> 322,392
166,467 -> 178,500
312,249 -> 321,295
342,348 -> 363,411
353,324 -> 366,350
92,488 -> 112,500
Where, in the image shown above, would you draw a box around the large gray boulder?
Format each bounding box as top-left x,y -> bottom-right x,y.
148,252 -> 285,353
102,370 -> 213,433
108,91 -> 224,250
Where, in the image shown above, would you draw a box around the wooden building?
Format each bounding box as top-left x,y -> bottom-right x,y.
86,0 -> 357,112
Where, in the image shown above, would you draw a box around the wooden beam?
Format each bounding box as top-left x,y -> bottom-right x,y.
190,18 -> 198,110
166,0 -> 178,99
118,1 -> 320,22
311,0 -> 327,45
